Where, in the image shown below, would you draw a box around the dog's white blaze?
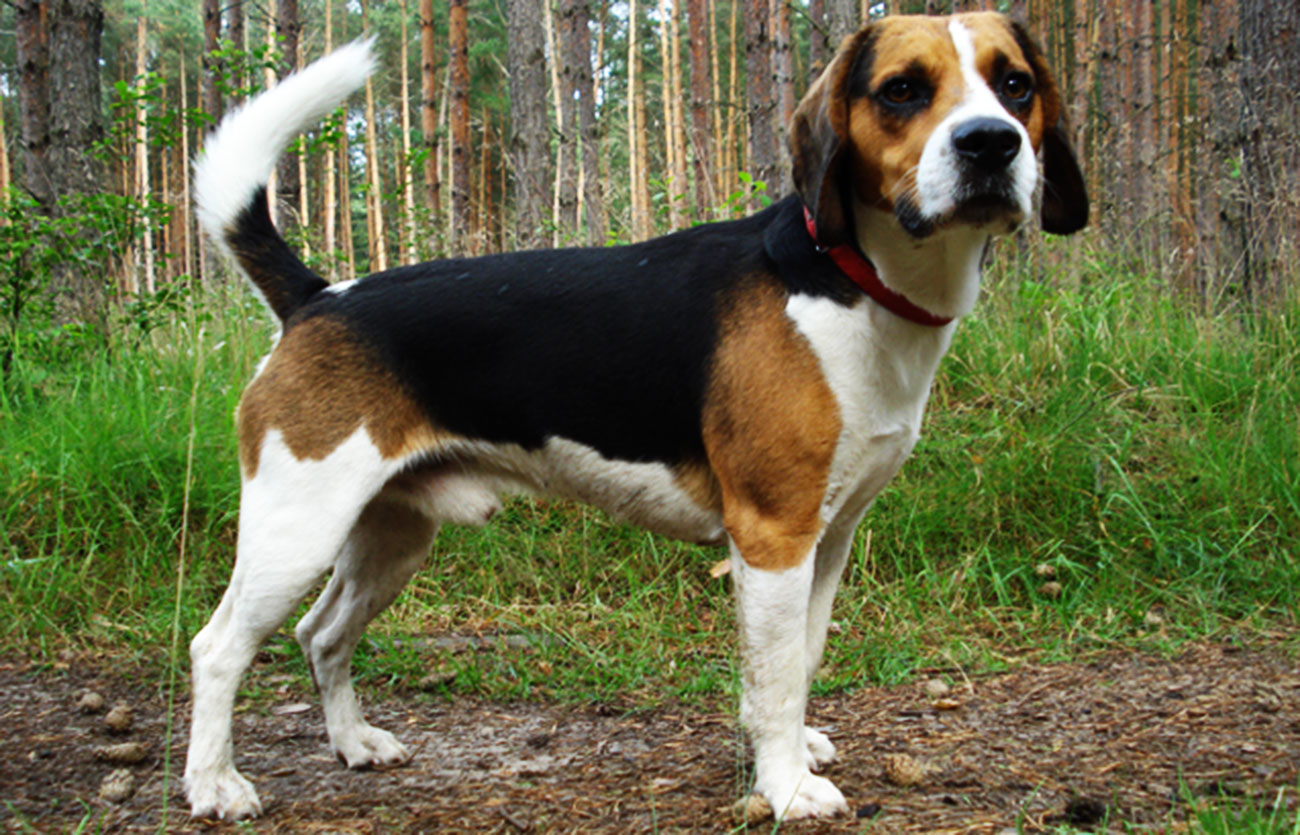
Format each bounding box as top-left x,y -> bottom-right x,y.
913,20 -> 1038,226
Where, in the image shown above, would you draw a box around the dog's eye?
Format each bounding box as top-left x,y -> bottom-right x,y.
881,78 -> 918,104
1000,72 -> 1034,102
878,77 -> 932,111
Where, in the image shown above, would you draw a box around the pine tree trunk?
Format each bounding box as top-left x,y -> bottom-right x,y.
201,0 -> 222,131
507,0 -> 552,249
687,0 -> 713,218
723,0 -> 740,205
134,9 -> 154,295
628,0 -> 652,239
15,0 -> 52,213
771,0 -> 794,195
419,0 -> 441,215
360,0 -> 387,271
552,0 -> 578,238
276,0 -> 301,233
399,0 -> 417,264
47,0 -> 107,319
557,0 -> 604,244
449,0 -> 471,254
322,0 -> 337,276
669,0 -> 688,229
229,0 -> 244,94
657,0 -> 681,229
826,0 -> 856,49
745,0 -> 778,204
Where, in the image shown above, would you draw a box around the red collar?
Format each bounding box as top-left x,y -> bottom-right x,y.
802,205 -> 954,328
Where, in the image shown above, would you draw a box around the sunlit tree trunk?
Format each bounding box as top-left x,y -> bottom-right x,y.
628,0 -> 652,239
360,0 -> 387,271
276,0 -> 302,234
228,0 -> 244,93
322,0 -> 337,276
745,0 -> 778,204
507,0 -> 552,249
449,0 -> 470,253
16,0 -> 52,213
399,0 -> 417,264
201,0 -> 222,131
687,0 -> 714,218
419,0 -> 441,216
134,10 -> 154,294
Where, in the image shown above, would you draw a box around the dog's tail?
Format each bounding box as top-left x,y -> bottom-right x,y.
194,38 -> 376,322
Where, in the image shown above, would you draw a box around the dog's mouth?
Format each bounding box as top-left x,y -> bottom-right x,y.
896,186 -> 1025,239
951,191 -> 1024,226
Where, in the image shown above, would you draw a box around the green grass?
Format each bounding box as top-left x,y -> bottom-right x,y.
2,245 -> 1298,709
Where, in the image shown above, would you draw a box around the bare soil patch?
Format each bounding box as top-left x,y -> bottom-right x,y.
3,643 -> 1297,833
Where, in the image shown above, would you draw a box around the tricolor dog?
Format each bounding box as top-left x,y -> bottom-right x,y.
186,13 -> 1087,821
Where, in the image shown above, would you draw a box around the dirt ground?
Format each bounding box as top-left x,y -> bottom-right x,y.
3,642 -> 1297,834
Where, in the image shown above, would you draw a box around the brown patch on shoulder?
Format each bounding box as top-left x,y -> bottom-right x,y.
702,278 -> 841,571
237,316 -> 452,478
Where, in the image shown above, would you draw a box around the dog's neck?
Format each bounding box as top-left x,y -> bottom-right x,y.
852,202 -> 989,322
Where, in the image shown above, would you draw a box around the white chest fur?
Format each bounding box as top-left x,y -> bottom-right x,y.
784,294 -> 956,524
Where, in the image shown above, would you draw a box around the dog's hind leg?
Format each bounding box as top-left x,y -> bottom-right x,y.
294,494 -> 438,768
185,428 -> 398,820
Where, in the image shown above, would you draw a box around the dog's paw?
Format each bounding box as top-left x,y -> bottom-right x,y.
803,726 -> 837,771
186,766 -> 262,820
331,723 -> 411,769
758,770 -> 848,820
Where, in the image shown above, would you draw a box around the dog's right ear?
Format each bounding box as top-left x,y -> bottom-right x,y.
789,28 -> 875,248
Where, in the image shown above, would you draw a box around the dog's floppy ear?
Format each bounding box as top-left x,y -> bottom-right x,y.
1011,21 -> 1089,235
789,28 -> 875,247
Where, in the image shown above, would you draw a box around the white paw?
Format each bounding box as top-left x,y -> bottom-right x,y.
758,770 -> 848,820
331,723 -> 411,769
186,766 -> 262,820
803,726 -> 837,771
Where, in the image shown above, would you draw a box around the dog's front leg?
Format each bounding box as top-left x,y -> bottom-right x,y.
732,540 -> 848,820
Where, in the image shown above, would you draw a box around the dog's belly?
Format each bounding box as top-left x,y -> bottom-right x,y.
392,437 -> 727,546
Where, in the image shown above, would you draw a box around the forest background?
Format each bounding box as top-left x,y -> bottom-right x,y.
1,0 -> 1298,757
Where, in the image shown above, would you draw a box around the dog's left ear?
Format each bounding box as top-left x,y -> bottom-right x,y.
1011,21 -> 1089,235
789,28 -> 875,247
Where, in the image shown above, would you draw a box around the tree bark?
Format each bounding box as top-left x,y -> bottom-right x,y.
419,0 -> 441,215
507,0 -> 552,249
228,0 -> 244,94
687,0 -> 714,218
399,0 -> 417,264
360,0 -> 387,271
825,0 -> 856,51
15,0 -> 52,212
322,0 -> 337,276
557,0 -> 605,244
276,0 -> 301,233
449,0 -> 471,253
201,0 -> 222,131
771,0 -> 794,195
745,0 -> 778,203
1236,0 -> 1299,299
47,0 -> 107,317
134,9 -> 154,294
628,0 -> 652,239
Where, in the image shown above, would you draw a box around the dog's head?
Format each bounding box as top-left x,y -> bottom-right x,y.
791,12 -> 1089,245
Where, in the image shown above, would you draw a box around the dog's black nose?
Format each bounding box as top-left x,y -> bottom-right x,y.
952,118 -> 1021,171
